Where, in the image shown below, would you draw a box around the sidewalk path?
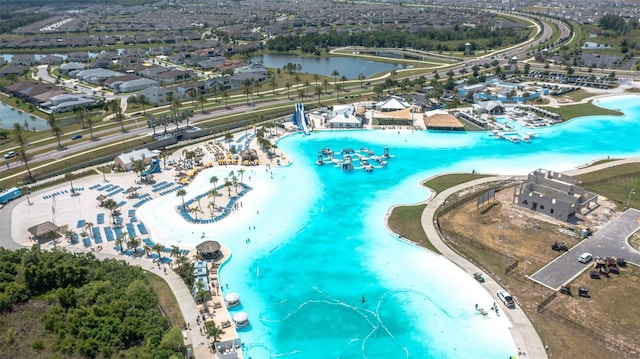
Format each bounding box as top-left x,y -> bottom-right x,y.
418,175 -> 547,359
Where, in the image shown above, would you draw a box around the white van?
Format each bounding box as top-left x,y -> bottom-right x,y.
497,290 -> 515,309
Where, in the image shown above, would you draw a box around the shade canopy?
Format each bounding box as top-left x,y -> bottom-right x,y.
225,293 -> 240,303
233,312 -> 248,322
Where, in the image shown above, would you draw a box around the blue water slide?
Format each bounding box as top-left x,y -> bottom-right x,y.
292,103 -> 310,135
142,158 -> 161,176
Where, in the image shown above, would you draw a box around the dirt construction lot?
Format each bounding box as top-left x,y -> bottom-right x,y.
440,186 -> 640,358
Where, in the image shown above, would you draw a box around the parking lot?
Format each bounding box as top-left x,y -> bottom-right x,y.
530,208 -> 640,290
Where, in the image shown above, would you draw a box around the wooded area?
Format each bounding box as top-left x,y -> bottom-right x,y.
0,246 -> 183,359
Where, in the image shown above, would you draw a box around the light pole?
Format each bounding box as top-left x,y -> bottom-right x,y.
627,188 -> 636,208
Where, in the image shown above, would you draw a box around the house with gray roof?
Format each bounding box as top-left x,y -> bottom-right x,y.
59,62 -> 86,74
40,94 -> 97,114
117,78 -> 159,93
139,86 -> 175,106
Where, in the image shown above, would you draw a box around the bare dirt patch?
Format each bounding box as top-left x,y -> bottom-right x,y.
440,185 -> 640,358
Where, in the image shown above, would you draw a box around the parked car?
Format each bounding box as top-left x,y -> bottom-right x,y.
578,252 -> 593,263
3,151 -> 18,159
71,134 -> 83,140
497,290 -> 516,309
552,242 -> 568,251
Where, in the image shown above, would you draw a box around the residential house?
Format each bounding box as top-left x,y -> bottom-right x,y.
40,94 -> 97,114
59,62 -> 86,74
0,64 -> 29,78
139,86 -> 175,106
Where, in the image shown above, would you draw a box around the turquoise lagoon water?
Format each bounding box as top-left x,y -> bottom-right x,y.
140,95 -> 640,359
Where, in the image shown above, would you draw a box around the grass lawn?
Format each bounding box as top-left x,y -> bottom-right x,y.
562,89 -> 599,102
144,271 -> 185,329
576,163 -> 640,209
387,173 -> 492,254
422,173 -> 491,195
387,204 -> 440,254
542,102 -> 622,121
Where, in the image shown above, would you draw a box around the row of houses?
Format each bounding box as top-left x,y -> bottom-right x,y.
2,80 -> 99,114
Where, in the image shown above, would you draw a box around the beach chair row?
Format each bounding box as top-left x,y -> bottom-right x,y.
95,183 -> 116,192
152,180 -> 169,189
137,223 -> 148,235
153,182 -> 175,193
159,185 -> 182,196
133,197 -> 152,208
42,190 -> 70,199
89,184 -> 102,190
107,187 -> 124,197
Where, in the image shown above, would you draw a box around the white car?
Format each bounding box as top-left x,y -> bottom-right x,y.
3,151 -> 18,159
497,290 -> 515,309
578,252 -> 593,263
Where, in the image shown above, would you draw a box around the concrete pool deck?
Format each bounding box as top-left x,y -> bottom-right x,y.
0,130 -> 294,359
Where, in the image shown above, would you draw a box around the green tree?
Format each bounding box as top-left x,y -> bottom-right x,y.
12,123 -> 33,180
48,114 -> 64,149
176,188 -> 187,208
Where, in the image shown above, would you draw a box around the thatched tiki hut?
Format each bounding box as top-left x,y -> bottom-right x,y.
28,221 -> 60,244
196,240 -> 222,260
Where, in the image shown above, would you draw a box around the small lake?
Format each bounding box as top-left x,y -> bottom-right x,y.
0,103 -> 49,131
249,54 -> 411,79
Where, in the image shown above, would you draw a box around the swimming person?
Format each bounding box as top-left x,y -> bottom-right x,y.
361,295 -> 366,303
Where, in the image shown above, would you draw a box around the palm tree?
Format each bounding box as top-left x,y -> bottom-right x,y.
115,109 -> 126,132
205,321 -> 225,343
224,178 -> 232,196
170,245 -> 180,258
176,188 -> 187,208
323,79 -> 329,94
237,168 -> 245,184
315,86 -> 322,105
172,97 -> 181,113
86,117 -> 95,139
73,106 -> 86,128
131,159 -> 146,182
304,80 -> 310,96
198,94 -> 206,113
285,81 -> 291,99
190,205 -> 201,220
340,75 -> 347,89
114,237 -> 124,253
209,175 -> 219,188
143,244 -> 152,256
127,235 -> 140,252
139,94 -> 148,115
48,115 -> 63,149
65,229 -> 76,244
152,243 -> 164,259
331,69 -> 339,88
84,221 -> 94,239
64,172 -> 75,193
147,114 -> 157,135
12,123 -> 33,179
222,91 -> 229,108
208,188 -> 218,213
294,74 -> 300,90
160,150 -> 169,169
224,132 -> 233,151
102,198 -> 118,221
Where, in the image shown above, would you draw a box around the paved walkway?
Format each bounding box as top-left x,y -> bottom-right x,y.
418,175 -> 547,359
